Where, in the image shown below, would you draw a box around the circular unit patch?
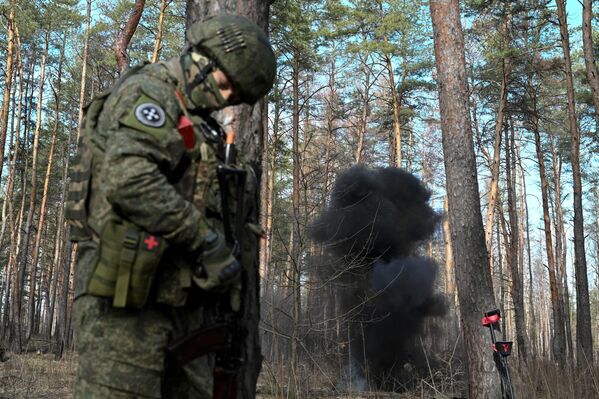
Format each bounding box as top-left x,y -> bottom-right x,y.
135,103 -> 166,128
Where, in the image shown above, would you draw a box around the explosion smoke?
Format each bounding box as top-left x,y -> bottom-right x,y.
309,166 -> 447,389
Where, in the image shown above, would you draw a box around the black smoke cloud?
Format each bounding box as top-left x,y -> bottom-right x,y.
310,166 -> 439,261
309,166 -> 447,388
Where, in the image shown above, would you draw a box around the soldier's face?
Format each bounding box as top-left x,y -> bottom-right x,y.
211,69 -> 240,104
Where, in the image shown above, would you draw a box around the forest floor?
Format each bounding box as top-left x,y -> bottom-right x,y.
0,353 -> 76,399
3,352 -> 599,398
0,353 -> 446,399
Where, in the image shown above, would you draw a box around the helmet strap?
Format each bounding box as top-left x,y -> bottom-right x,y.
181,52 -> 229,112
182,52 -> 215,94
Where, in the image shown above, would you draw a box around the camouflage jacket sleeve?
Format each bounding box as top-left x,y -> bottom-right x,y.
100,75 -> 210,252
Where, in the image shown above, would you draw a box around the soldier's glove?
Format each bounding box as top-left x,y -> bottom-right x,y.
193,228 -> 242,293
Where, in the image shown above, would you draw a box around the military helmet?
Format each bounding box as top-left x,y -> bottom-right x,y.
186,15 -> 276,104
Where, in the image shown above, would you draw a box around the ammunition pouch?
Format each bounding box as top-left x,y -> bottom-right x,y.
87,217 -> 168,308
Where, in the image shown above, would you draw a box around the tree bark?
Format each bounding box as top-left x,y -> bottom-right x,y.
529,95 -> 566,362
0,5 -> 16,188
322,52 -> 337,210
77,0 -> 92,144
55,243 -> 74,358
260,86 -> 280,296
4,53 -> 30,351
556,0 -> 593,366
185,1 -> 271,396
258,102 -> 269,287
582,0 -> 599,123
516,135 -> 536,357
377,0 -> 403,168
289,49 -> 302,397
27,32 -> 66,338
115,0 -> 146,72
443,196 -> 455,303
505,117 -> 528,361
51,111 -> 75,349
0,26 -> 22,258
549,134 -> 574,362
484,7 -> 512,261
19,28 -> 49,343
355,53 -> 371,164
429,1 -> 500,396
9,131 -> 29,352
151,0 -> 170,63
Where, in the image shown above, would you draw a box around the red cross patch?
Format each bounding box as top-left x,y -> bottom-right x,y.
143,235 -> 160,251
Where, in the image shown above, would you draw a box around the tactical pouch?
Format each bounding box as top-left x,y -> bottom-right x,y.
88,218 -> 168,308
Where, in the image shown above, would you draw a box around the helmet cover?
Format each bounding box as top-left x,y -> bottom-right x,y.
186,15 -> 276,104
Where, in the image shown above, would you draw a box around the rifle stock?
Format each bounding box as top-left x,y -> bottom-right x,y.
166,324 -> 229,369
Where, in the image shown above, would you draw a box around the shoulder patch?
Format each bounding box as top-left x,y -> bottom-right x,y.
119,93 -> 174,141
135,103 -> 166,128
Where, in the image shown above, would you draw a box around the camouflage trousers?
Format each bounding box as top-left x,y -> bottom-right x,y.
73,244 -> 214,398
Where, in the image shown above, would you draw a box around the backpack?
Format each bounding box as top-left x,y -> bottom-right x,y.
65,64 -> 147,242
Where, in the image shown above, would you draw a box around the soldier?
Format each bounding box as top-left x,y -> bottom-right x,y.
66,15 -> 276,398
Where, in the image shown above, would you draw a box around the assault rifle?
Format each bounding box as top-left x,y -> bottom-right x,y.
166,129 -> 247,399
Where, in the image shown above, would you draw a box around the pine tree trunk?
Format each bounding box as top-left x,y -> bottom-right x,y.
517,137 -> 536,357
34,228 -> 47,333
288,49 -> 302,397
443,196 -> 459,351
115,0 -> 146,72
443,197 -> 455,302
323,55 -> 337,348
582,0 -> 599,123
259,101 -> 274,290
9,140 -> 29,352
530,99 -> 566,362
505,118 -> 528,361
151,0 -> 170,62
49,153 -> 70,339
549,135 -> 574,362
556,0 -> 593,366
377,0 -> 403,168
484,9 -> 512,258
260,90 -> 280,296
19,29 -> 49,344
51,112 -> 75,344
497,193 -> 508,339
185,1 -> 271,396
55,243 -> 74,358
77,0 -> 92,144
0,69 -> 17,348
0,34 -> 23,264
9,57 -> 35,347
355,54 -> 370,164
0,5 -> 16,187
430,1 -> 501,396
595,188 -> 599,360
27,32 -> 65,338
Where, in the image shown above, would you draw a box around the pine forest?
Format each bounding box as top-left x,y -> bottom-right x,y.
0,0 -> 598,398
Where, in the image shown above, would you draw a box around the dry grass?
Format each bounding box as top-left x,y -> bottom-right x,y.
512,358 -> 599,398
0,352 -> 76,399
3,352 -> 599,398
256,359 -> 467,399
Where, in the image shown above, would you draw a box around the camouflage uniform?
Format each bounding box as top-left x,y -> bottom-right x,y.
68,16 -> 275,399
